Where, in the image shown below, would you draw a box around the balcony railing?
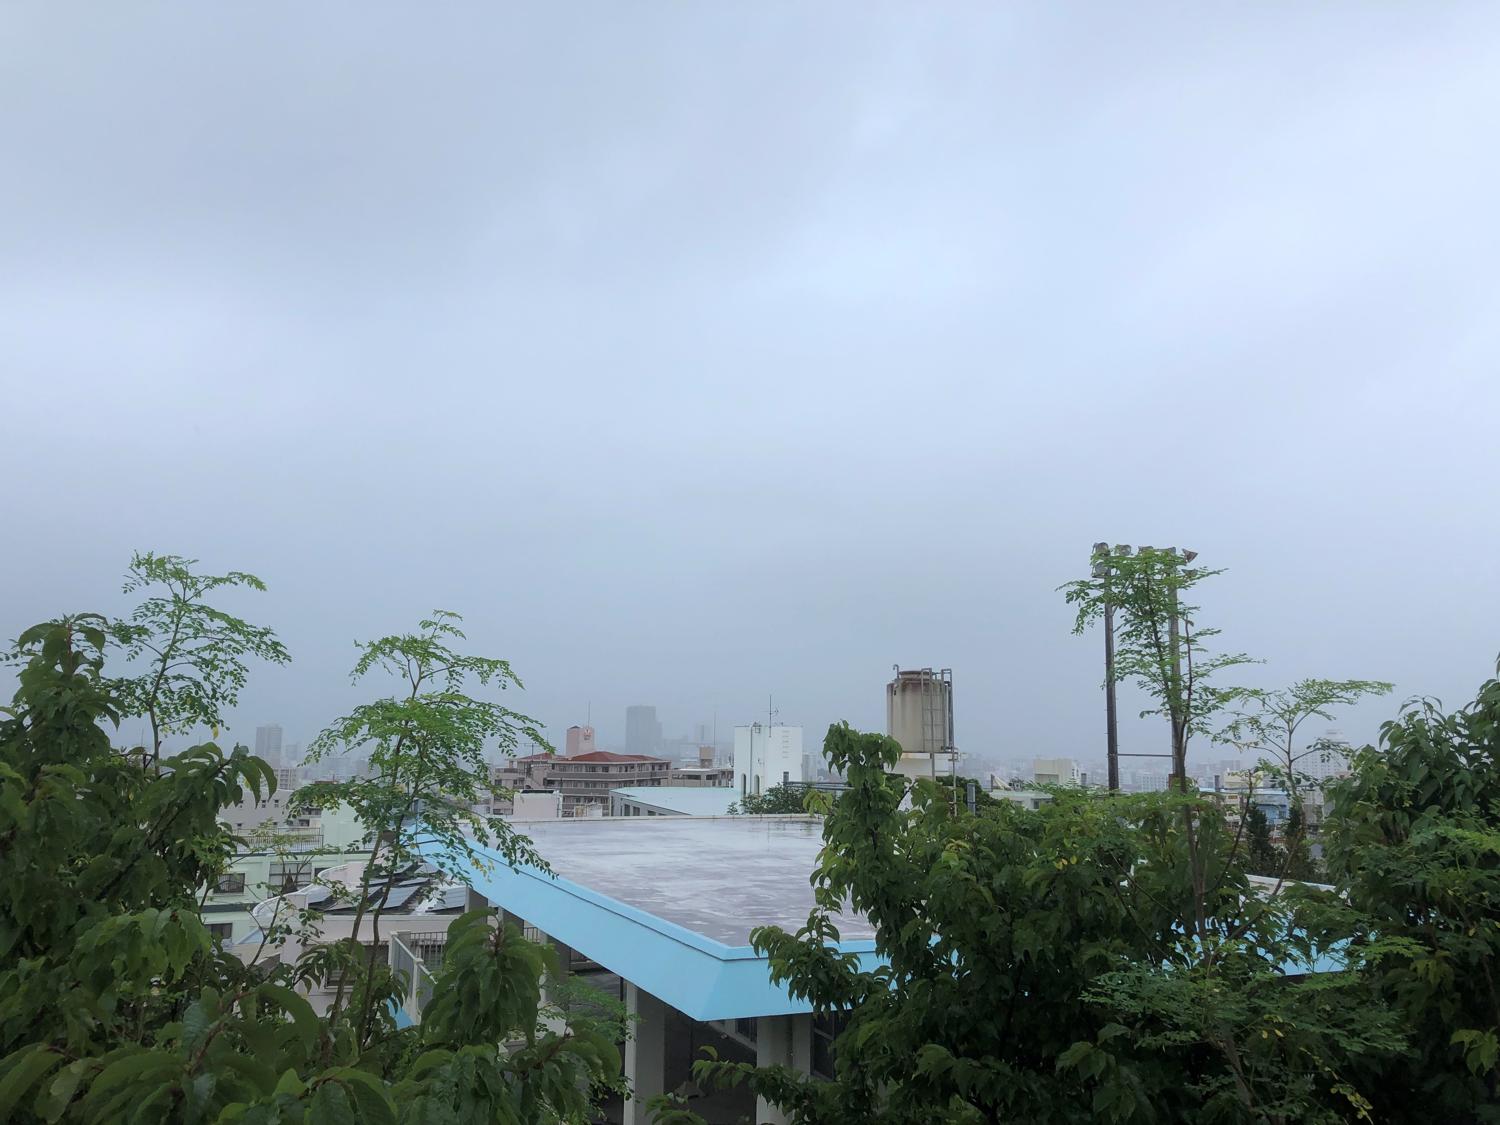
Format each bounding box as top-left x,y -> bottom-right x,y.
389,931 -> 440,1019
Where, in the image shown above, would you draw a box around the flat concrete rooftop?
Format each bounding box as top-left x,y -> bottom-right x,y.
496,815 -> 873,946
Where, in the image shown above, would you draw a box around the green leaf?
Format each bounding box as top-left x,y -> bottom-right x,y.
37,1059 -> 90,1123
273,1068 -> 305,1098
260,985 -> 322,1052
0,1047 -> 64,1119
81,1050 -> 177,1110
307,1081 -> 356,1125
327,1070 -> 396,1125
1056,1041 -> 1093,1071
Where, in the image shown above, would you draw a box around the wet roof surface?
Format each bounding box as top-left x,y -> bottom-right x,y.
507,816 -> 874,946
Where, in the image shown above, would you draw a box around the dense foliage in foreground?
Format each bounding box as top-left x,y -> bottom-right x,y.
1,551 -> 1496,1124
660,676 -> 1500,1125
0,614 -> 623,1124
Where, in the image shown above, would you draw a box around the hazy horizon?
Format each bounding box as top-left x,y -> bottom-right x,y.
4,5 -> 1498,768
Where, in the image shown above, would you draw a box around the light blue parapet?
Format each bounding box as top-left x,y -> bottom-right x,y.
423,817 -> 1339,1023
457,835 -> 880,1021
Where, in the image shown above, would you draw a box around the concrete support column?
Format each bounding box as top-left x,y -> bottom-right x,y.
622,983 -> 667,1125
755,1014 -> 814,1125
540,936 -> 572,1035
464,887 -> 491,913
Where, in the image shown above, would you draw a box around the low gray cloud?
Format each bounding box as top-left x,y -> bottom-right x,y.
3,3 -> 1497,765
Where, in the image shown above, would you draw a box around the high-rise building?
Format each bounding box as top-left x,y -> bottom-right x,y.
733,723 -> 804,797
625,706 -> 662,757
563,725 -> 599,758
1301,730 -> 1354,783
255,724 -> 284,767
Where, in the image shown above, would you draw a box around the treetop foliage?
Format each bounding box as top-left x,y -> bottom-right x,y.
2,550 -> 1496,1125
0,560 -> 620,1125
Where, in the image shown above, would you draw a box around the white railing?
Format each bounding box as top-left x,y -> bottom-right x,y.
389,931 -> 440,1019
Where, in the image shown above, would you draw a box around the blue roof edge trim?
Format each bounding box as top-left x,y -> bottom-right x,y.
455,836 -> 877,960
422,835 -> 883,1021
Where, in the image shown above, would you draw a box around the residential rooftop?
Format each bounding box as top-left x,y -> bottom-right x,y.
462,814 -> 872,948
445,815 -> 877,1023
511,750 -> 669,764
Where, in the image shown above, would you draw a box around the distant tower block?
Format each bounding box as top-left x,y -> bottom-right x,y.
886,668 -> 957,781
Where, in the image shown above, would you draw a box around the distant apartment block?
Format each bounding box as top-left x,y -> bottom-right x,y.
507,750 -> 672,815
255,723 -> 284,766
1031,757 -> 1082,786
625,705 -> 663,757
666,765 -> 734,787
1127,770 -> 1170,792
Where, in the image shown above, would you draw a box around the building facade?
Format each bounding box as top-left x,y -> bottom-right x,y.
625,706 -> 663,757
1031,757 -> 1082,786
507,750 -> 672,815
563,724 -> 598,757
253,724 -> 285,771
666,765 -> 734,787
733,724 -> 804,798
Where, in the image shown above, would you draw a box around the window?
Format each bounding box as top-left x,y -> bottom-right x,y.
207,922 -> 234,942
215,872 -> 246,894
812,1011 -> 849,1079
269,859 -> 311,893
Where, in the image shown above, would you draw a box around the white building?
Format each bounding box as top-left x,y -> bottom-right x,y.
733,723 -> 804,798
1031,757 -> 1081,786
562,725 -> 598,757
1300,730 -> 1354,784
1126,770 -> 1170,792
507,790 -> 563,820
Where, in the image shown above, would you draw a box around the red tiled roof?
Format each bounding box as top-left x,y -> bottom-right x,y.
513,750 -> 669,764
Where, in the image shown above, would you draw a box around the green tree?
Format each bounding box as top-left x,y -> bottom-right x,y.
1244,804 -> 1280,877
1323,667 -> 1500,1121
290,611 -> 551,1050
107,552 -> 290,767
687,724 -> 1399,1124
0,571 -> 621,1123
729,782 -> 825,815
1063,546 -> 1257,947
1062,546 -> 1253,790
1223,680 -> 1393,801
1223,679 -> 1391,884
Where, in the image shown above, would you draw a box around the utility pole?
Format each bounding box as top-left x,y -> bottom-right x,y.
1093,543 -> 1121,792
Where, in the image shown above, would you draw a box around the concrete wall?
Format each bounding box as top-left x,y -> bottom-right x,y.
733,724 -> 805,797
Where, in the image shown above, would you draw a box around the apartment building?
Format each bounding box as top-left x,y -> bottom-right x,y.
505,750 -> 672,815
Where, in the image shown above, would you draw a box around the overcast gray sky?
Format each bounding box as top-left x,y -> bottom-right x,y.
3,4 -> 1498,766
